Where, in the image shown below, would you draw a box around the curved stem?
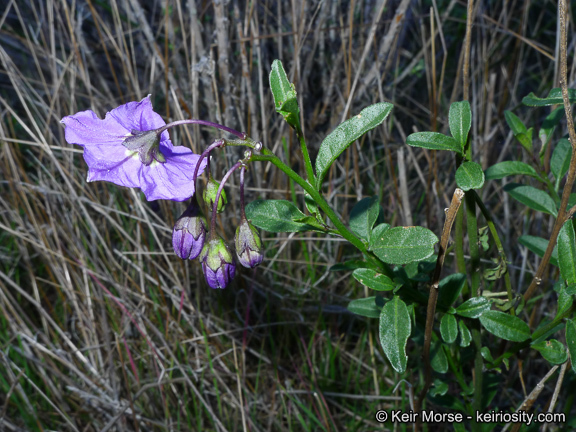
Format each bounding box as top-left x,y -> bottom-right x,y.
157,119 -> 245,138
210,161 -> 243,236
251,152 -> 365,251
194,139 -> 226,186
239,165 -> 247,220
524,0 -> 576,302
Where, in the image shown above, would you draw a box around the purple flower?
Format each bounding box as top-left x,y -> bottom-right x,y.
61,96 -> 206,201
172,198 -> 207,260
199,237 -> 236,289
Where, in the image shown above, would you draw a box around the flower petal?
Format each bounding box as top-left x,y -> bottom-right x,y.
108,96 -> 170,140
139,145 -> 207,201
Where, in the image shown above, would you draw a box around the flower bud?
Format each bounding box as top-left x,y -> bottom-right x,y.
172,199 -> 207,260
203,176 -> 227,213
198,236 -> 236,289
235,219 -> 263,268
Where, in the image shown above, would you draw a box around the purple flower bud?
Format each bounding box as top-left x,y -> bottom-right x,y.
235,219 -> 263,268
172,199 -> 207,260
203,176 -> 227,213
198,237 -> 236,289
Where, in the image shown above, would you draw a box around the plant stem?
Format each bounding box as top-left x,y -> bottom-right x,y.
472,191 -> 514,304
194,139 -> 226,185
251,150 -> 382,268
157,119 -> 245,139
297,128 -> 316,182
524,0 -> 576,302
417,188 -> 464,416
210,161 -> 243,237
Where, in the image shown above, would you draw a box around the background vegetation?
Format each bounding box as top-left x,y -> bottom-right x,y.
0,0 -> 573,430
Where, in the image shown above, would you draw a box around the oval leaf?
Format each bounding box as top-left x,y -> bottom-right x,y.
449,101 -> 471,152
503,183 -> 558,217
371,226 -> 438,265
522,88 -> 576,106
484,161 -> 539,180
504,110 -> 532,152
566,319 -> 576,373
531,339 -> 568,365
349,196 -> 380,241
347,297 -> 382,318
519,235 -> 559,267
437,273 -> 467,309
479,310 -> 530,342
459,320 -> 472,347
369,223 -> 391,250
379,296 -> 411,373
431,344 -> 448,373
558,220 -> 576,285
440,314 -> 458,344
456,296 -> 492,318
353,268 -> 397,291
245,200 -> 318,232
269,60 -> 300,130
315,103 -> 393,188
551,138 -> 572,182
456,161 -> 485,191
406,132 -> 461,154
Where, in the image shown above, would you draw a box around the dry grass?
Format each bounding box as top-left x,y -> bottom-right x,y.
0,0 -> 573,431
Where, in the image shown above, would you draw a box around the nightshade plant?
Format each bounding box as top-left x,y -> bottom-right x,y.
62,32 -> 576,426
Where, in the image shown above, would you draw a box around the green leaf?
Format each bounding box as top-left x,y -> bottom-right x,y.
370,226 -> 438,265
504,110 -> 532,152
557,287 -> 574,319
531,339 -> 568,364
347,297 -> 383,318
522,88 -> 576,106
519,235 -> 559,267
269,60 -> 300,130
479,310 -> 531,342
455,161 -> 485,191
440,314 -> 458,344
353,268 -> 397,291
406,132 -> 461,154
449,101 -> 471,152
431,343 -> 448,373
481,346 -> 494,362
503,183 -> 558,217
484,161 -> 540,180
349,196 -> 380,241
558,220 -> 576,285
540,107 -> 564,148
430,379 -> 449,397
369,223 -> 391,250
379,296 -> 411,373
437,273 -> 467,309
456,296 -> 492,318
566,319 -> 576,373
459,320 -> 472,347
245,200 -> 320,232
551,138 -> 572,183
315,103 -> 393,189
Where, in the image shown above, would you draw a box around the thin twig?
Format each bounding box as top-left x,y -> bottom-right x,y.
416,188 -> 465,418
524,0 -> 576,302
503,365 -> 559,432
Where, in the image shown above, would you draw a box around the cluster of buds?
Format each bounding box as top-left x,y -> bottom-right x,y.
60,95 -> 262,291
172,141 -> 263,289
